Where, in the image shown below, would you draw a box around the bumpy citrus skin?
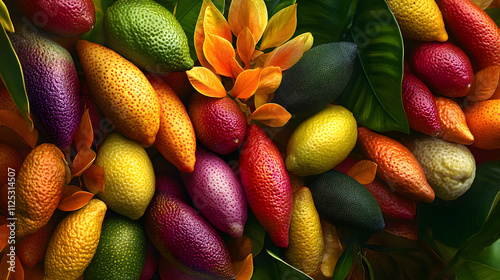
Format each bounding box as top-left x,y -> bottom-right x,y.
357,127 -> 435,203
104,0 -> 194,73
284,187 -> 324,279
16,143 -> 68,238
435,96 -> 474,145
94,133 -> 155,220
386,0 -> 448,42
43,199 -> 107,280
438,0 -> 500,70
144,192 -> 234,280
406,136 -> 476,201
148,75 -> 196,173
76,40 -> 160,147
464,99 -> 500,149
286,105 -> 358,176
239,124 -> 293,248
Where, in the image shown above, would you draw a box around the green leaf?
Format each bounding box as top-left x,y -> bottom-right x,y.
252,248 -> 278,280
82,0 -> 117,45
266,249 -> 313,280
265,0 -> 296,17
469,238 -> 500,270
244,211 -> 266,257
455,260 -> 500,280
295,0 -> 359,45
485,8 -> 500,28
0,1 -> 14,33
173,0 -> 225,61
333,238 -> 355,280
0,25 -> 30,125
338,0 -> 408,133
361,255 -> 375,280
419,161 -> 500,248
155,0 -> 177,12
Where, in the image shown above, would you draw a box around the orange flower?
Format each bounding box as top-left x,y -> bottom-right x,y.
187,0 -> 313,127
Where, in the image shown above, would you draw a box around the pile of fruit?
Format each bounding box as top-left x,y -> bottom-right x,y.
0,0 -> 499,279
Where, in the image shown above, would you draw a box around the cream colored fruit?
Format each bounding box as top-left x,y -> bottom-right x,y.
43,199 -> 107,280
406,136 -> 476,201
92,133 -> 155,219
286,105 -> 357,176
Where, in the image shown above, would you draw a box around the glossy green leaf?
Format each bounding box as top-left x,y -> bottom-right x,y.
155,0 -> 177,11
244,211 -> 266,257
266,249 -> 313,280
338,0 -> 408,133
485,8 -> 500,28
454,260 -> 500,280
82,0 -> 117,45
294,0 -> 359,45
252,248 -> 278,280
333,238 -> 355,280
362,254 -> 375,280
419,161 -> 500,248
0,25 -> 30,125
469,239 -> 500,270
0,1 -> 14,33
265,0 -> 296,17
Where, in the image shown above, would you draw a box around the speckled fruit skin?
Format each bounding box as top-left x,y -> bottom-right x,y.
9,31 -> 83,149
438,0 -> 500,71
144,192 -> 234,280
364,178 -> 417,221
181,147 -> 247,238
76,40 -> 160,147
464,99 -> 500,149
156,174 -> 189,203
188,93 -> 247,155
239,124 -> 293,248
411,42 -> 473,97
17,0 -> 95,37
402,73 -> 441,136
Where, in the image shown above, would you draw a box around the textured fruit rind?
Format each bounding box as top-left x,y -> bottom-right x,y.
464,99 -> 500,150
435,96 -> 474,145
144,192 -> 234,280
76,40 -> 160,147
181,147 -> 247,238
44,199 -> 107,280
357,127 -> 435,203
239,124 -> 293,248
15,143 -> 67,238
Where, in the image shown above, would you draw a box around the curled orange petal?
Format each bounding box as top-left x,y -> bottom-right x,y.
228,0 -> 268,43
194,0 -> 218,72
233,254 -> 253,280
82,164 -> 105,195
346,159 -> 378,185
186,67 -> 227,98
204,5 -> 232,43
255,66 -> 282,96
204,32 -> 237,78
231,58 -> 245,78
264,32 -> 314,70
250,103 -> 291,127
0,109 -> 38,148
71,145 -> 96,178
237,27 -> 256,69
466,66 -> 500,101
73,108 -> 93,152
260,4 -> 297,50
231,68 -> 262,99
57,185 -> 94,212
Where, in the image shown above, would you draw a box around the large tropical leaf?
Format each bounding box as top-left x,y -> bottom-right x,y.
338,0 -> 408,133
294,0 -> 359,45
419,161 -> 500,249
265,0 -> 296,17
266,249 -> 313,280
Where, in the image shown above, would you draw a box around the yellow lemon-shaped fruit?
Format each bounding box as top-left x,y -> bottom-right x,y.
286,105 -> 357,176
92,133 -> 155,219
406,136 -> 476,201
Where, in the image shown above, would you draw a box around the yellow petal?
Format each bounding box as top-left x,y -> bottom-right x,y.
255,66 -> 282,96
203,32 -> 237,78
194,0 -> 217,72
231,68 -> 262,99
237,27 -> 256,69
204,5 -> 233,43
260,4 -> 297,50
264,32 -> 313,70
299,32 -> 314,52
250,103 -> 291,127
186,67 -> 227,98
233,254 -> 253,280
254,92 -> 272,109
228,0 -> 268,43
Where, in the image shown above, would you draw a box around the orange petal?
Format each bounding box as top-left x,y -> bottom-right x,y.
73,108 -> 93,152
346,159 -> 378,185
228,235 -> 253,262
57,187 -> 94,212
250,103 -> 291,127
82,164 -> 105,195
204,5 -> 232,43
263,32 -> 313,70
466,66 -> 500,101
237,27 -> 256,69
231,58 -> 245,78
254,93 -> 272,109
228,0 -> 268,43
255,66 -> 282,96
259,4 -> 297,50
203,32 -> 237,78
186,67 -> 227,98
0,223 -> 8,252
0,250 -> 23,280
231,68 -> 262,99
234,98 -> 253,124
233,254 -> 253,280
252,51 -> 269,68
0,110 -> 38,148
71,145 -> 96,178
194,0 -> 218,72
